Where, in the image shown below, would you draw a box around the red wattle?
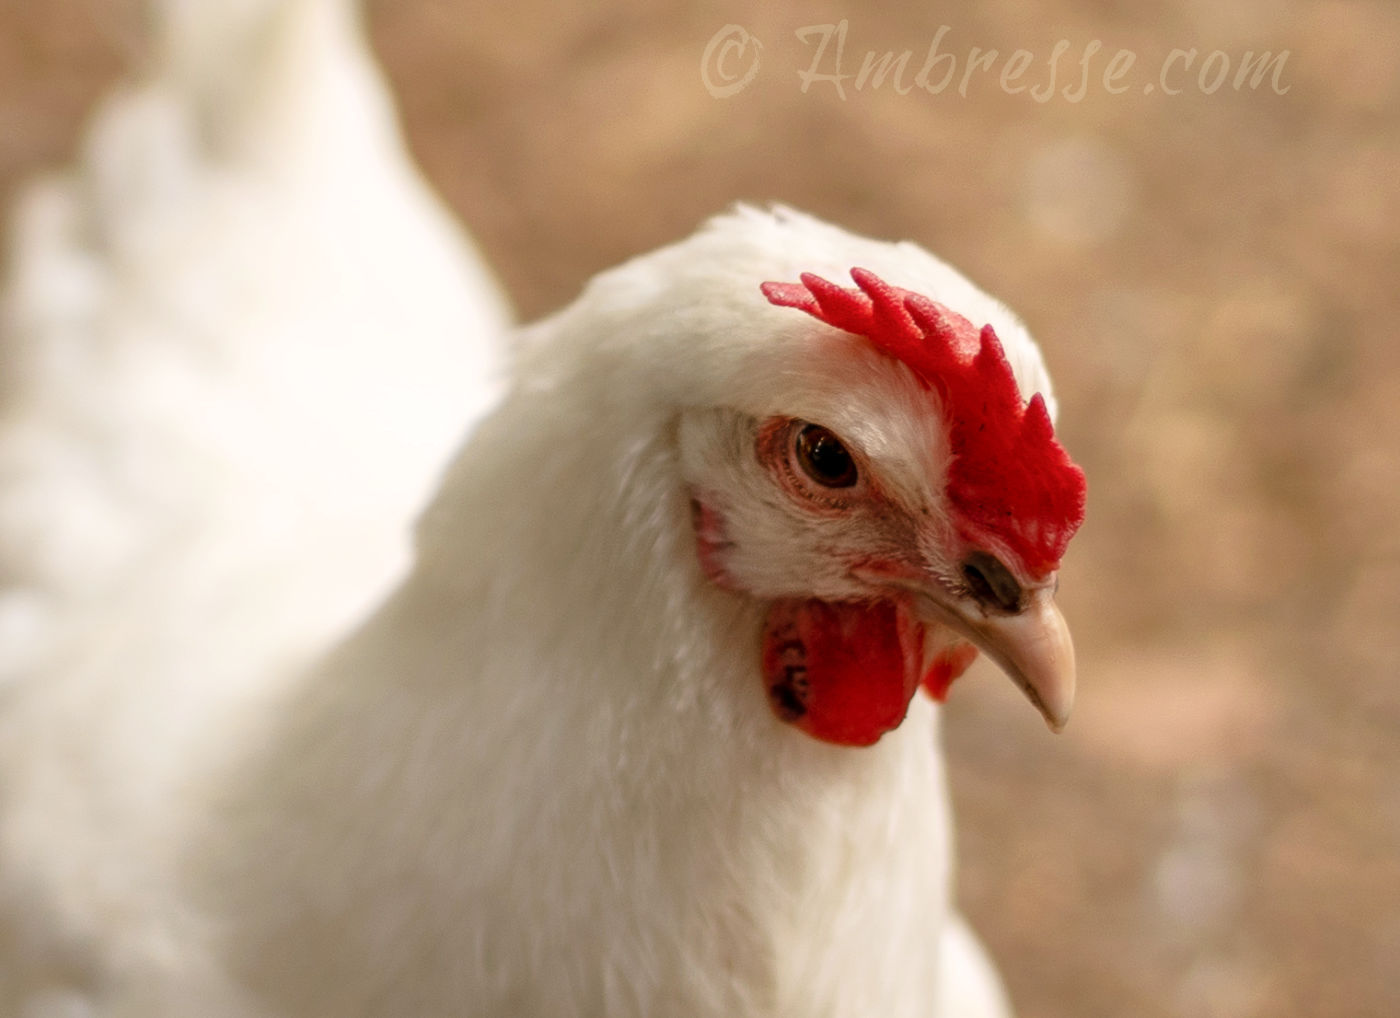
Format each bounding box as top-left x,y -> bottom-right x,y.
921,643 -> 980,702
760,599 -> 923,747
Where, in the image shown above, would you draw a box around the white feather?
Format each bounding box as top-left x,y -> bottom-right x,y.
1,196 -> 1053,1016
0,0 -> 510,689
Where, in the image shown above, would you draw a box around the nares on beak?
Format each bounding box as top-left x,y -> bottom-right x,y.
910,558 -> 1076,732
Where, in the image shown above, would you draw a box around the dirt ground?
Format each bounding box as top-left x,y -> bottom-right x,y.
2,1 -> 1398,1016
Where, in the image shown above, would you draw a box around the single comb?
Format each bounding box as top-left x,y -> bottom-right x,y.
761,268 -> 1086,577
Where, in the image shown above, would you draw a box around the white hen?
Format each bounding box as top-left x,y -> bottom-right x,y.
0,205 -> 1084,1017
0,0 -> 510,687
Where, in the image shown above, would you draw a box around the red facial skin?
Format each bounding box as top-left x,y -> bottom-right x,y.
760,597 -> 923,747
691,496 -> 739,591
922,642 -> 980,702
843,555 -> 981,702
691,417 -> 980,747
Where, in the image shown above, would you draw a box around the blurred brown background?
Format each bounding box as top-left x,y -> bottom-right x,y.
3,1 -> 1398,1016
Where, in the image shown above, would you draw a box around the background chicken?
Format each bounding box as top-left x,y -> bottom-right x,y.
0,0 -> 510,688
3,2 -> 1398,1017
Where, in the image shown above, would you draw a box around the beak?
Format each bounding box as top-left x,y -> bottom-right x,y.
913,583 -> 1076,731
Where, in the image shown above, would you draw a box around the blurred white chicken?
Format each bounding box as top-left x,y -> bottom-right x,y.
1,196 -> 1086,1015
0,0 -> 510,687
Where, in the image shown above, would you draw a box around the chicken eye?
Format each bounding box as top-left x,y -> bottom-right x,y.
794,424 -> 858,489
961,551 -> 1024,613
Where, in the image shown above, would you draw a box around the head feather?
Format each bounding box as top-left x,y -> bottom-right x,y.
760,268 -> 1086,577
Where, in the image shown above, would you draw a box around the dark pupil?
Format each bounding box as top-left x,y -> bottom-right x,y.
796,425 -> 857,488
961,551 -> 1024,613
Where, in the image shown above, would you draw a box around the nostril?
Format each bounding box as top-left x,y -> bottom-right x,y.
962,562 -> 993,602
961,552 -> 1024,613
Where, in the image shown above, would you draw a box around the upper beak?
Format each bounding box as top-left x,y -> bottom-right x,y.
913,583 -> 1076,731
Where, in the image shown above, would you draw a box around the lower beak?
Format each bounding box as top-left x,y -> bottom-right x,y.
913,585 -> 1076,731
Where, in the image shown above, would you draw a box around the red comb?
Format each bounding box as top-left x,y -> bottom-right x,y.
760,268 -> 1086,576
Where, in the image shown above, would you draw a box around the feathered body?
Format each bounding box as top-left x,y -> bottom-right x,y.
0,0 -> 511,1010
3,204 -> 1076,1016
0,0 -> 509,687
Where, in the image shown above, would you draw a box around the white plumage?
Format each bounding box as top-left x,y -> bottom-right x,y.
0,6 -> 1089,1017
0,0 -> 509,688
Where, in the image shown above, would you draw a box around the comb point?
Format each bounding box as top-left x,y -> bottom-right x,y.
761,267 -> 1087,577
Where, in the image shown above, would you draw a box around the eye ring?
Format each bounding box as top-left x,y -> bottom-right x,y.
793,423 -> 858,489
